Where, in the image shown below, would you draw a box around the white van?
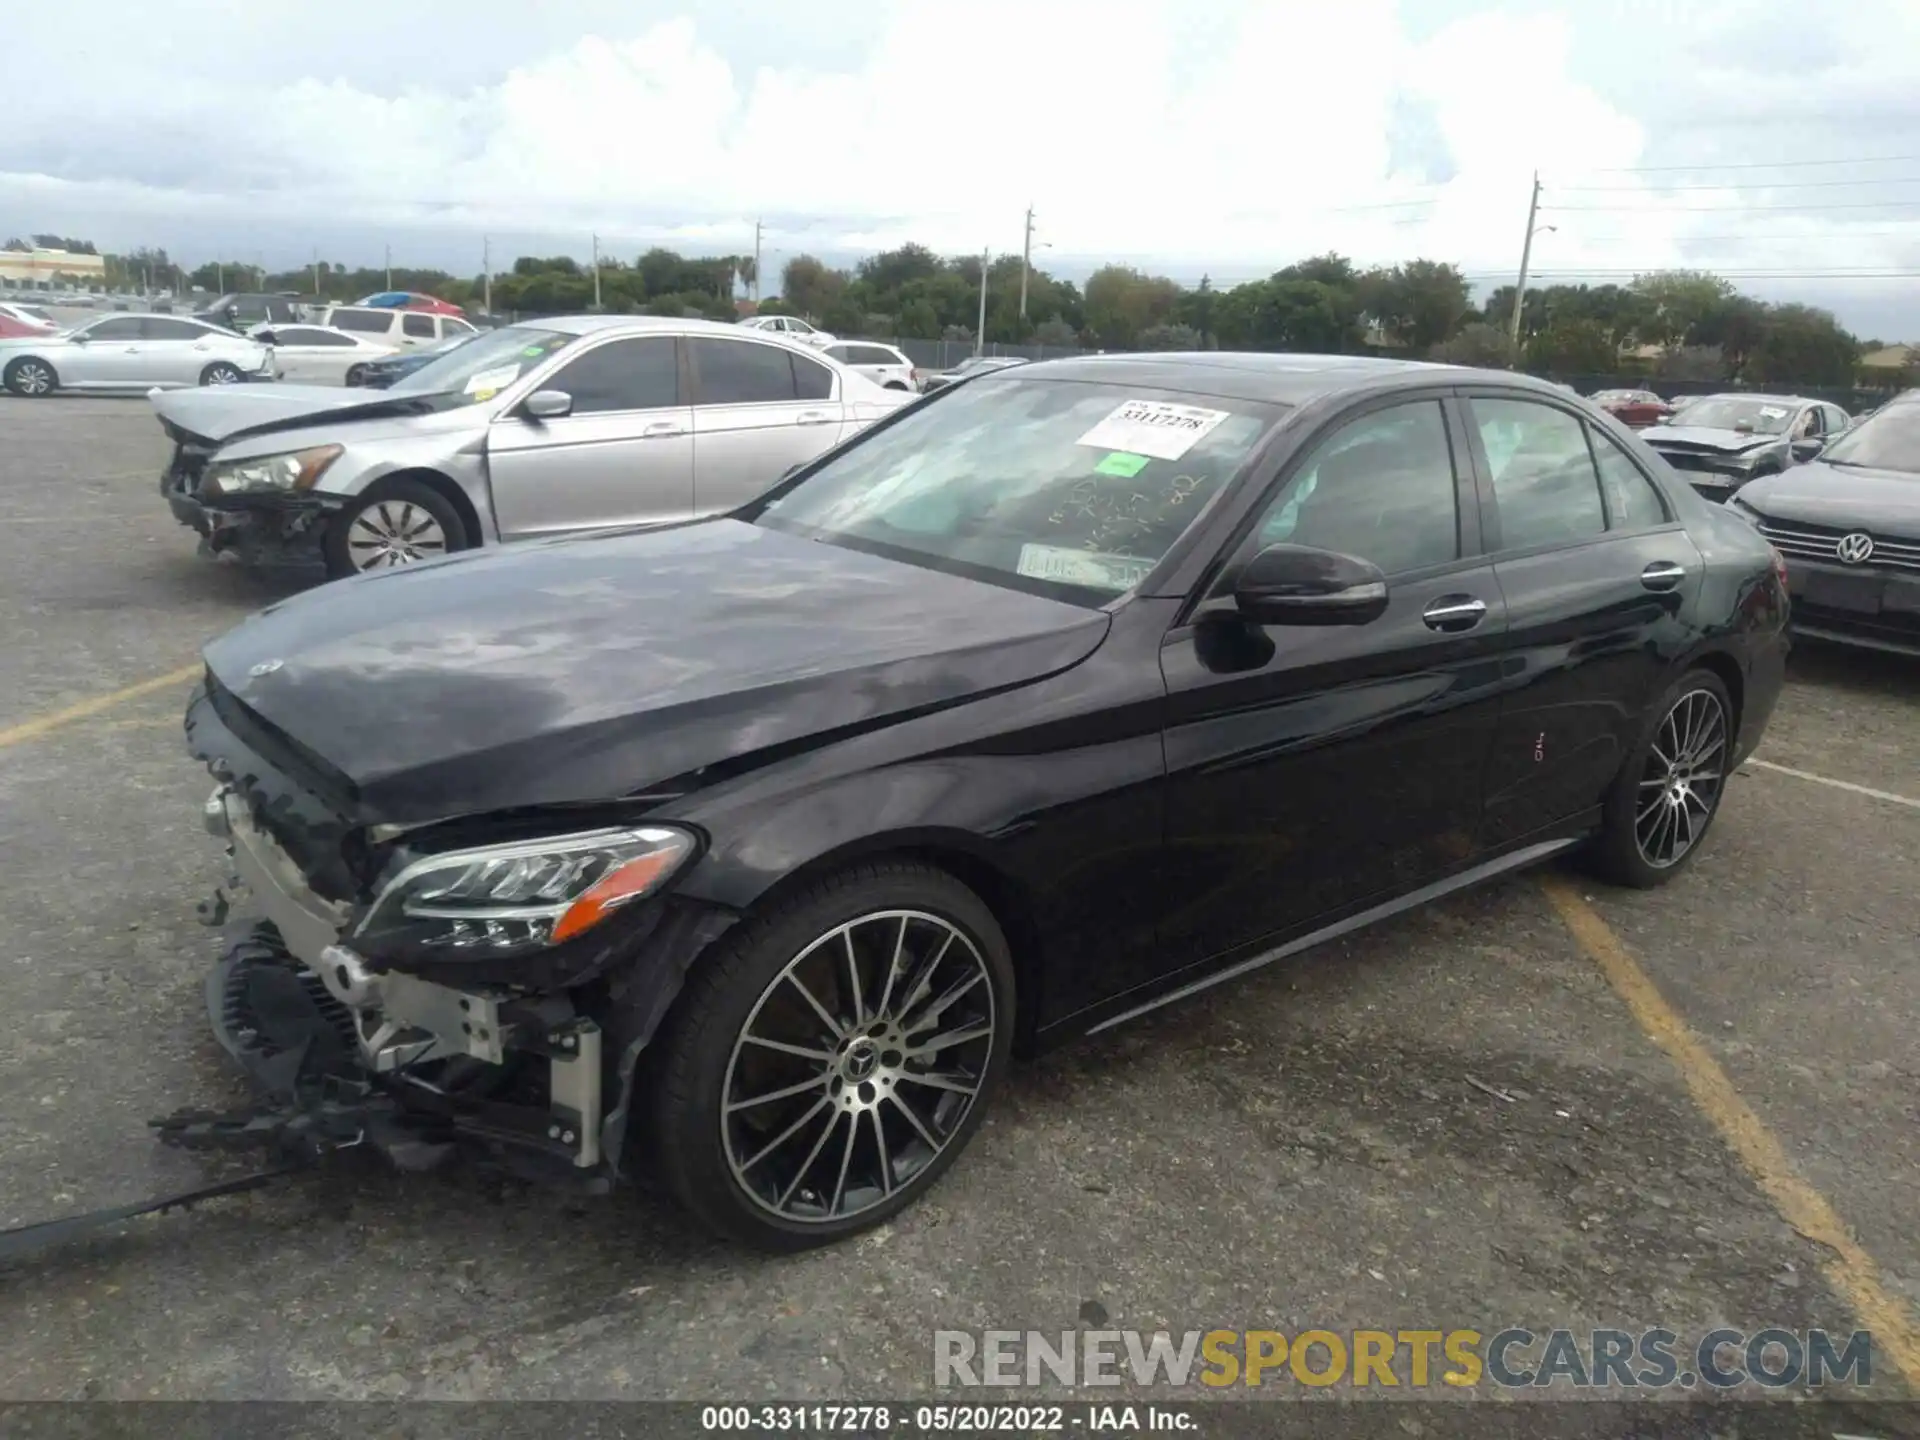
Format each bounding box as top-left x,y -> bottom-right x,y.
320,306 -> 478,349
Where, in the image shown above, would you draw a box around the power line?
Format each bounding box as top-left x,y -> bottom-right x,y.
1552,176 -> 1920,193
1572,153 -> 1920,174
1545,200 -> 1920,214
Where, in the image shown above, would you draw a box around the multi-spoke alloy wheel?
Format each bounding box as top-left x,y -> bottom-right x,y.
647,863 -> 1012,1249
1592,669 -> 1734,888
5,359 -> 54,397
346,500 -> 449,569
323,479 -> 467,580
1634,687 -> 1727,868
722,909 -> 995,1224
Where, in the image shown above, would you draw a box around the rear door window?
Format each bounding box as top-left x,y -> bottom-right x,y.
330,309 -> 394,334
691,337 -> 800,405
1471,397 -> 1607,551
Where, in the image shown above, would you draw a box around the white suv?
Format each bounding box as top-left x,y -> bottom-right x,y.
321,306 -> 479,349
820,341 -> 916,391
738,314 -> 836,346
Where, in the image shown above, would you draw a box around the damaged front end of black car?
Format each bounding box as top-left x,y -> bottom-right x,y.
185,674 -> 739,1191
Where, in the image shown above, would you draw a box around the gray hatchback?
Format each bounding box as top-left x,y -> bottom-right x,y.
153,315 -> 912,577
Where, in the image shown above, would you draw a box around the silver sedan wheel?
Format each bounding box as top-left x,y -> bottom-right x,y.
9,360 -> 53,396
344,501 -> 449,570
1635,687 -> 1727,868
722,909 -> 996,1225
202,364 -> 242,385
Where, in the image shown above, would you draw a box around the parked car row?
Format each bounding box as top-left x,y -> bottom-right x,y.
155,315 -> 915,576
176,350 -> 1795,1247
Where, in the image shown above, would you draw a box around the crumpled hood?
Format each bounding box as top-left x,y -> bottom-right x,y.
1737,462 -> 1920,534
1643,425 -> 1778,455
151,383 -> 461,446
196,520 -> 1110,824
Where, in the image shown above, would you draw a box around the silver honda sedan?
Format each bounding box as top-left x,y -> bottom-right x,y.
1,313 -> 275,396
153,315 -> 915,578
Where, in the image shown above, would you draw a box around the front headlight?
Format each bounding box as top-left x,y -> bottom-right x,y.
204,444 -> 342,495
354,826 -> 696,960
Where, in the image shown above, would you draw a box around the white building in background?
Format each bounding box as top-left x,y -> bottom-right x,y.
0,247 -> 108,289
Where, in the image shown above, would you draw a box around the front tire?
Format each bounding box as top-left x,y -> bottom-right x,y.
1590,669 -> 1734,888
4,356 -> 56,397
321,479 -> 468,578
646,863 -> 1014,1250
344,364 -> 367,387
200,362 -> 243,386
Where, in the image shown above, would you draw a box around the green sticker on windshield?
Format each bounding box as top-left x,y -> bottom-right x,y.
522,346 -> 546,357
1094,450 -> 1150,477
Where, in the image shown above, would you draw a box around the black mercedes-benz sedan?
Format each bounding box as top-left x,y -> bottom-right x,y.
182,353 -> 1789,1249
1729,393 -> 1920,657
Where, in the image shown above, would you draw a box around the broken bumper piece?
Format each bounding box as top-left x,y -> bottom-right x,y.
201,786 -> 609,1190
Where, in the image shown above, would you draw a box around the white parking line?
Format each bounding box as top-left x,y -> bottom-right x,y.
1747,758 -> 1920,811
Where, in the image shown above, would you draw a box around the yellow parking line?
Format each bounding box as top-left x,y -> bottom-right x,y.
0,664 -> 200,750
1541,875 -> 1920,1387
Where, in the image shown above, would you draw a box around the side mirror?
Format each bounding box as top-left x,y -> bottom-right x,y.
69,331 -> 90,344
1233,544 -> 1389,627
522,389 -> 573,420
1789,438 -> 1825,463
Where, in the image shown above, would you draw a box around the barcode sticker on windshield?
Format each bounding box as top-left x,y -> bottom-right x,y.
1016,544 -> 1154,591
464,364 -> 521,396
1075,399 -> 1231,461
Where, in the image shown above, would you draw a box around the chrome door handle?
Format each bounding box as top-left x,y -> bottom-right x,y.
641,421 -> 686,437
796,410 -> 834,425
1422,595 -> 1487,631
1641,560 -> 1686,591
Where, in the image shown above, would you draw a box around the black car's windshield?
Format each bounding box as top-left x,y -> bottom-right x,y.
756,377 -> 1283,601
389,325 -> 574,403
1820,401 -> 1920,474
1672,398 -> 1797,435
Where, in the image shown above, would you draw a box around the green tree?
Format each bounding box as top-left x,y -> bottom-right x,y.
1363,260 -> 1470,354
780,255 -> 845,319
1083,265 -> 1180,348
1748,304 -> 1859,387
856,243 -> 941,295
1526,318 -> 1616,374
1630,270 -> 1734,351
1431,322 -> 1513,368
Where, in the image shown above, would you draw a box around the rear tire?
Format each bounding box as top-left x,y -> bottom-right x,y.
645,862 -> 1014,1251
321,478 -> 468,578
4,356 -> 56,397
200,362 -> 243,386
344,364 -> 368,386
1589,669 -> 1734,888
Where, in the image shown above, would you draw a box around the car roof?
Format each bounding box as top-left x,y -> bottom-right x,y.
1010,351 -> 1546,406
517,313 -> 840,344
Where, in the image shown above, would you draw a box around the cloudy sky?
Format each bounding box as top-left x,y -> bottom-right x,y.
5,0 -> 1919,334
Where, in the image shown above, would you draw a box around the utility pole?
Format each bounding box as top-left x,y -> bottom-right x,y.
384,243 -> 392,292
310,248 -> 319,299
753,219 -> 763,303
591,233 -> 602,310
1018,205 -> 1034,321
482,235 -> 492,315
1508,172 -> 1543,360
216,261 -> 223,294
975,249 -> 989,357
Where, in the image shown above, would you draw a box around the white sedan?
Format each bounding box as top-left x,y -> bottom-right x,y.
737,314 -> 836,346
249,323 -> 397,386
1,313 -> 275,396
